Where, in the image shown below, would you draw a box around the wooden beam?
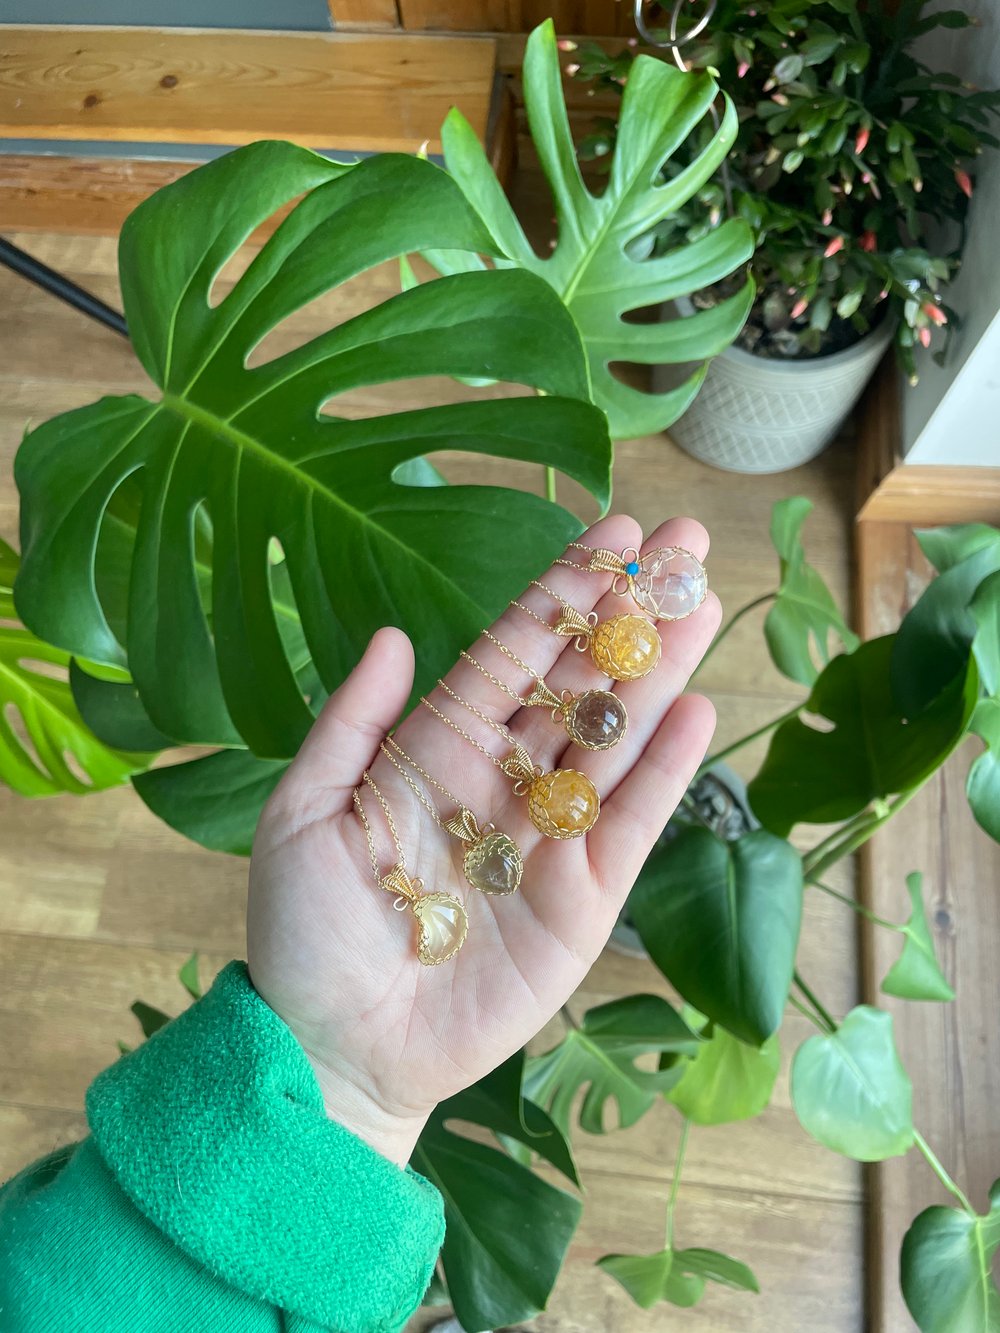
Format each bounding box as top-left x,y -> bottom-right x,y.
327,0 -> 400,27
0,25 -> 496,155
396,1 -> 634,35
0,155 -> 194,237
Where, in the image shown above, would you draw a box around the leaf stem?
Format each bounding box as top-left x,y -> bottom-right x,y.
793,971 -> 838,1033
914,1130 -> 975,1216
809,878 -> 899,931
545,465 -> 557,504
692,592 -> 777,678
788,994 -> 827,1028
680,791 -> 716,830
665,1117 -> 691,1249
803,785 -> 925,882
697,703 -> 802,776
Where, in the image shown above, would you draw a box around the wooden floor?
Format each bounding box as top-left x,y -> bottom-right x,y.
0,216 -> 868,1329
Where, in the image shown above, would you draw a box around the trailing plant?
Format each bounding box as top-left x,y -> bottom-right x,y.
568,0 -> 1000,378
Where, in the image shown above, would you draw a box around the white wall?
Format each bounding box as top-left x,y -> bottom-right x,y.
903,0 -> 1000,465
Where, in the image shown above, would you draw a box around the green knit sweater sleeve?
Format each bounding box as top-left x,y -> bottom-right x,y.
0,961 -> 444,1333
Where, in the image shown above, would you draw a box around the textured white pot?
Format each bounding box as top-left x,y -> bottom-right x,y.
658,308 -> 895,474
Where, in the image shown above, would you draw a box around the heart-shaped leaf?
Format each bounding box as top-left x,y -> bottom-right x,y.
902,1181 -> 1000,1333
891,534 -> 1000,718
971,570 -> 1000,697
764,497 -> 858,685
668,1020 -> 780,1125
432,20 -> 755,439
749,637 -> 978,836
598,1250 -> 704,1309
629,827 -> 803,1046
791,1005 -> 914,1161
968,697 -> 1000,845
881,872 -> 955,1003
133,748 -> 289,856
15,144 -> 613,760
524,994 -> 698,1135
918,524 -> 1000,575
412,1055 -> 581,1332
598,1245 -> 758,1309
0,538 -> 149,796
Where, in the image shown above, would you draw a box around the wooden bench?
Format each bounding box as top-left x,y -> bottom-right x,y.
0,24 -> 511,235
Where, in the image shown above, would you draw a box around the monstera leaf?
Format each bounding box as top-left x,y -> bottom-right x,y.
14,143 -> 613,759
0,538 -> 148,796
427,20 -> 755,439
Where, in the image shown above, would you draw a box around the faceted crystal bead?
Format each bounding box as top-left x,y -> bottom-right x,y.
590,613 -> 661,681
566,690 -> 627,751
463,831 -> 523,896
631,548 -> 707,621
412,893 -> 468,965
527,768 -> 600,839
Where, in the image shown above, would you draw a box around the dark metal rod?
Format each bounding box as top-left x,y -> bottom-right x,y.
0,236 -> 128,338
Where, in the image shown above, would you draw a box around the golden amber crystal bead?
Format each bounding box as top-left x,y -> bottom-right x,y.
526,768 -> 600,839
590,613 -> 661,681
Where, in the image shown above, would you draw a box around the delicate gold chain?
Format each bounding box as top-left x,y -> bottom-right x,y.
513,579 -> 598,629
420,686 -> 508,770
380,739 -> 447,828
438,677 -> 516,744
352,770 -> 405,882
554,541 -> 598,569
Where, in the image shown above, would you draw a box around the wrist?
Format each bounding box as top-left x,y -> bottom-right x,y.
305,1051 -> 430,1168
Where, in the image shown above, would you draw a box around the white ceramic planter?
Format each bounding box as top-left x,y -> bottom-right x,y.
657,308 -> 894,474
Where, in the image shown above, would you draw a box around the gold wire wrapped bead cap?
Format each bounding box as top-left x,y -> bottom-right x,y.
590,613 -> 662,681
526,769 -> 600,839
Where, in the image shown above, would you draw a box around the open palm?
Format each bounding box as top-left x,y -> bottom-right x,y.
247,514 -> 720,1165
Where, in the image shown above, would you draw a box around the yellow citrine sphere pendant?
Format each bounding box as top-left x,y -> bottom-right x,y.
553,606 -> 661,682
502,746 -> 600,839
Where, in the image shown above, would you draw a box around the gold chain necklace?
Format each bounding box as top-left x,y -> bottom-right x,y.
353,771 -> 468,966
380,738 -> 523,896
513,579 -> 662,683
555,541 -> 708,623
420,681 -> 600,840
461,629 -> 627,752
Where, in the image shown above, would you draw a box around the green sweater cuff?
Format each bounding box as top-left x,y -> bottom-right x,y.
86,961 -> 443,1332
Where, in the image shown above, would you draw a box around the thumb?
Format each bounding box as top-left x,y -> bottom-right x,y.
281,627 -> 415,806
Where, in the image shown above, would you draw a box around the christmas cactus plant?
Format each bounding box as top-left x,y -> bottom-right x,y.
570,0 -> 1000,379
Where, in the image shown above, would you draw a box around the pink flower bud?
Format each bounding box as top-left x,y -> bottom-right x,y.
791,298 -> 809,319
772,92 -> 789,106
918,327 -> 932,348
914,177 -> 923,193
878,289 -> 888,300
557,39 -> 578,52
822,208 -> 833,226
956,168 -> 974,198
627,36 -> 638,47
855,126 -> 870,154
923,302 -> 948,326
824,236 -> 845,258
738,60 -> 750,78
860,229 -> 877,252
565,62 -> 580,76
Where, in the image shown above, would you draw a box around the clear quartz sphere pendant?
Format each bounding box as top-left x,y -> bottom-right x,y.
625,546 -> 707,622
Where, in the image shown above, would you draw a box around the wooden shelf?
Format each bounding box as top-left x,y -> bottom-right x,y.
0,24 -> 496,154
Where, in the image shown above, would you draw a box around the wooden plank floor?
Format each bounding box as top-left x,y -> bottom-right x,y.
0,214 -> 863,1329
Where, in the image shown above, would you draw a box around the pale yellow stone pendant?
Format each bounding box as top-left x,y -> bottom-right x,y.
381,864 -> 468,966
443,807 -> 524,896
552,606 -> 661,682
502,745 -> 600,840
584,546 -> 708,622
523,679 -> 628,751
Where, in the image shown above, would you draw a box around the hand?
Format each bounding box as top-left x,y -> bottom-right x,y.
247,515 -> 721,1165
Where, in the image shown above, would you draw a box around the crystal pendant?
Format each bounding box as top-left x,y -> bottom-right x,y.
443,808 -> 523,896
411,894 -> 469,965
463,831 -> 523,895
589,614 -> 661,681
628,547 -> 707,621
381,864 -> 467,966
526,768 -> 600,839
564,689 -> 627,751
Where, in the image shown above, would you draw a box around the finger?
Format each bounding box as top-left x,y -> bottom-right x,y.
272,626 -> 415,812
587,692 -> 717,894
